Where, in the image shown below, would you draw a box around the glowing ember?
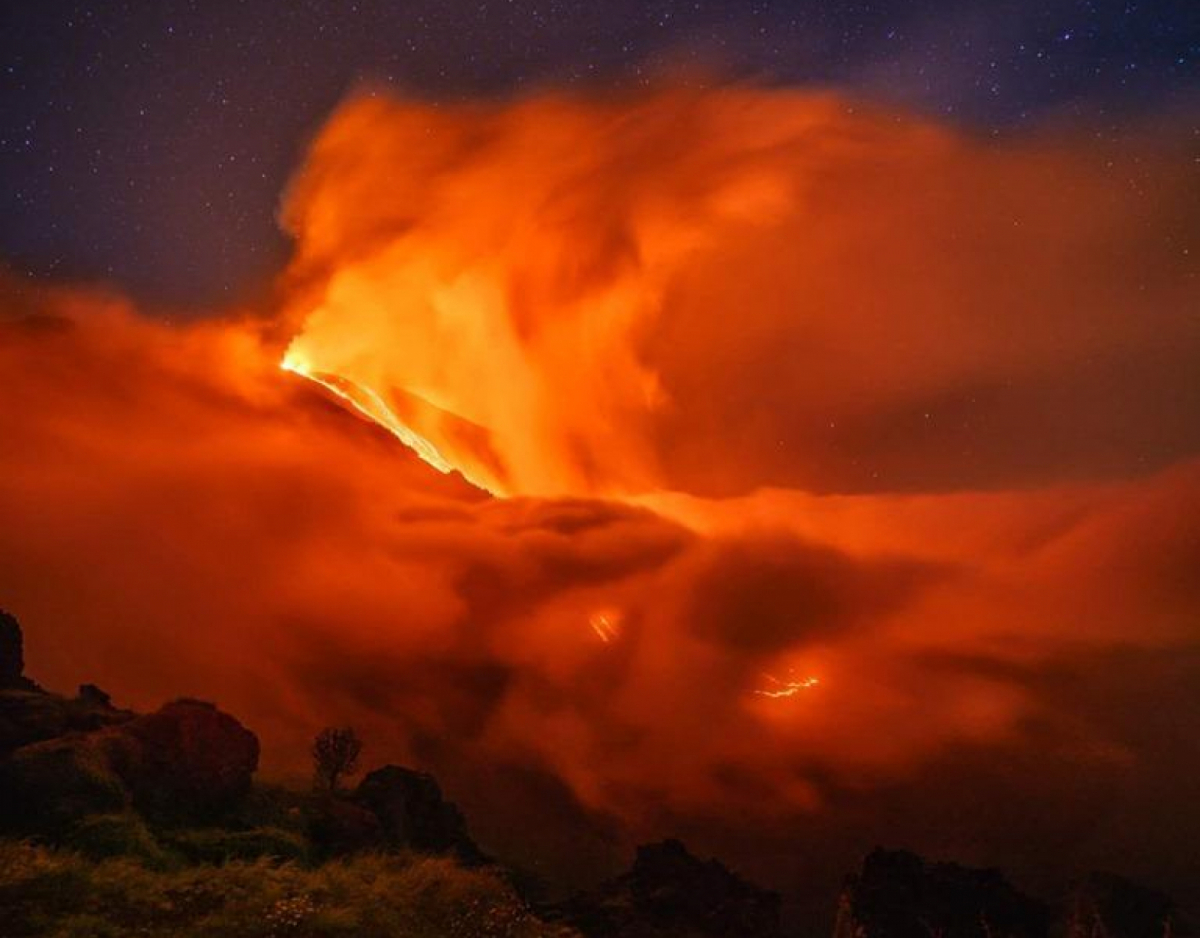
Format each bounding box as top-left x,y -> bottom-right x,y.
754,674 -> 820,698
589,610 -> 622,643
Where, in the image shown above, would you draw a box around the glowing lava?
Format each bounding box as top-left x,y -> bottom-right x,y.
589,610 -> 622,643
754,674 -> 820,698
281,349 -> 497,494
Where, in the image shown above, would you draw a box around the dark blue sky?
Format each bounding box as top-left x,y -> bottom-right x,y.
1,0 -> 1196,306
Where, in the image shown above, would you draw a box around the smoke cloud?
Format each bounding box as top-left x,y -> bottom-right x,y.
0,86 -> 1197,910
281,87 -> 1199,497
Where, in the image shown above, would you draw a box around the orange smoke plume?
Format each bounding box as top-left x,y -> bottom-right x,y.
279,87 -> 1198,498
0,85 -> 1198,900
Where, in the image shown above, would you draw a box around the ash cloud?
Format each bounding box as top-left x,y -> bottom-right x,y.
281,87 -> 1199,497
0,84 -> 1198,907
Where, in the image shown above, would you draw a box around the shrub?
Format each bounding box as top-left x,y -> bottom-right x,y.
311,727 -> 362,793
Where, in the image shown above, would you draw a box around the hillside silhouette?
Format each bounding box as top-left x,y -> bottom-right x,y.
0,609 -> 1192,938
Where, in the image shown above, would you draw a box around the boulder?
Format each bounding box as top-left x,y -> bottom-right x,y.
307,794 -> 383,857
354,764 -> 484,862
0,615 -> 132,757
0,695 -> 257,834
0,689 -> 72,756
113,698 -> 260,821
835,848 -> 1051,938
1063,872 -> 1193,938
0,733 -> 128,835
560,838 -> 781,938
0,687 -> 134,757
0,614 -> 259,832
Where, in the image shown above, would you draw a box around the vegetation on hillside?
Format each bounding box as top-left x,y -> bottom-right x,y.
0,841 -> 574,938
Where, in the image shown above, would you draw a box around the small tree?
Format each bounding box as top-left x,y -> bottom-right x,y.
312,726 -> 363,792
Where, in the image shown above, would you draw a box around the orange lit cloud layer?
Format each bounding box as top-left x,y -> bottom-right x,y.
0,86 -> 1197,902
280,87 -> 1198,498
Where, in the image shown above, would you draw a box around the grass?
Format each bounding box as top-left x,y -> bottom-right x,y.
161,826 -> 310,865
0,841 -> 578,938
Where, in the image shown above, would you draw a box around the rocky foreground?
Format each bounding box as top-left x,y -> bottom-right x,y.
0,609 -> 1193,938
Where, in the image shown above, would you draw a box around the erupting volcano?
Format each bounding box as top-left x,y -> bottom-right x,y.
1,2 -> 1198,932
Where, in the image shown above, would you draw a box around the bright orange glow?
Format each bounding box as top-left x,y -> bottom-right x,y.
276,88 -> 1196,502
1,84 -> 1197,891
589,610 -> 622,643
280,349 -> 475,487
754,674 -> 820,698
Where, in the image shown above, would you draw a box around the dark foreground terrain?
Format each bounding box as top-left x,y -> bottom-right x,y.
0,610 -> 1192,938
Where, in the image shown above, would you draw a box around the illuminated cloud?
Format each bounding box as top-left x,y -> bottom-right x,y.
0,85 -> 1197,900
279,88 -> 1199,497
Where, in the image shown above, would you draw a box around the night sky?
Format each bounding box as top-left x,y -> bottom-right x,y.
1,0 -> 1196,306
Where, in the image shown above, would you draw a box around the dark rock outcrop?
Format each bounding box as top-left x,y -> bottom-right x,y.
1,689 -> 73,756
0,687 -> 134,757
307,795 -> 384,857
0,609 -> 26,688
77,684 -> 113,708
1064,872 -> 1194,938
835,848 -> 1052,938
113,698 -> 260,821
559,838 -> 781,938
354,764 -> 484,862
0,610 -> 495,869
0,615 -> 133,758
0,732 -> 129,834
1,696 -> 259,834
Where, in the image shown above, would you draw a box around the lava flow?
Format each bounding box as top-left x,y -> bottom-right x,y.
754,674 -> 821,698
280,348 -> 484,489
